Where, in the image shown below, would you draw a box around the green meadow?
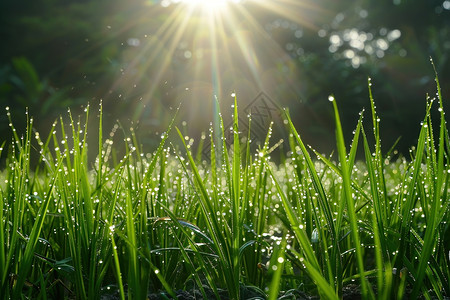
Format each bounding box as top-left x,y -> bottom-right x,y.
1,76 -> 449,299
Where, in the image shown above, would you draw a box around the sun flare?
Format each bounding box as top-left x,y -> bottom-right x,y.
118,0 -> 319,124
181,0 -> 240,11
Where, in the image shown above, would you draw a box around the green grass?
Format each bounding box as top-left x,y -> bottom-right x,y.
0,75 -> 449,299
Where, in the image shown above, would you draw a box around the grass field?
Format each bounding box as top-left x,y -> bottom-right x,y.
1,76 -> 449,299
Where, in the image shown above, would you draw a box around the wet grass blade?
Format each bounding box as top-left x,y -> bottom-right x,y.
176,127 -> 238,297
284,111 -> 340,287
411,64 -> 448,299
12,162 -> 59,299
266,163 -> 338,298
330,95 -> 374,299
268,239 -> 286,300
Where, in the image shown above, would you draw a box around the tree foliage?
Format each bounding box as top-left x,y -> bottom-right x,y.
0,0 -> 449,153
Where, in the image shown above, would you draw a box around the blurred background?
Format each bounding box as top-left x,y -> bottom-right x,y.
1,0 -> 449,156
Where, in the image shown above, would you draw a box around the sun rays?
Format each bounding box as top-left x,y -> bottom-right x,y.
111,0 -> 320,125
180,0 -> 236,11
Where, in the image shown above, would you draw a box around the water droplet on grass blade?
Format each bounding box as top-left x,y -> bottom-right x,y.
311,228 -> 319,243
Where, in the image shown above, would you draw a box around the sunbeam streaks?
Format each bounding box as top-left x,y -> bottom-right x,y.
111,0 -> 317,131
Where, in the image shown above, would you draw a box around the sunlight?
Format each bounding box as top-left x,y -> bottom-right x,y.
182,0 -> 227,10
116,0 -> 320,125
180,0 -> 241,12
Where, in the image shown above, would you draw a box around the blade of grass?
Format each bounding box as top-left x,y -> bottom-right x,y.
176,127 -> 238,296
361,126 -> 390,297
284,109 -> 339,291
268,239 -> 287,300
266,164 -> 337,298
410,62 -> 448,299
12,164 -> 59,299
231,97 -> 241,296
329,95 -> 373,299
394,99 -> 431,281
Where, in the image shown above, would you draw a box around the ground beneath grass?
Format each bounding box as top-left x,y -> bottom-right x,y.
143,284 -> 447,300
99,284 -> 374,299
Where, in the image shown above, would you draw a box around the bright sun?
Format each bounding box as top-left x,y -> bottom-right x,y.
181,0 -> 240,11
125,0 -> 316,122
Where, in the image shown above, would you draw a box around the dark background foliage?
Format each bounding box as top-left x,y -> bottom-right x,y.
1,0 -> 449,155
